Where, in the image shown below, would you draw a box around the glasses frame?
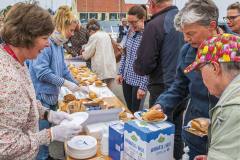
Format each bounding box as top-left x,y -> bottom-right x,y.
223,14 -> 240,22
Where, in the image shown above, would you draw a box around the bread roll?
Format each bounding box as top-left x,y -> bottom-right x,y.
67,100 -> 82,113
59,101 -> 68,112
142,109 -> 165,121
191,119 -> 209,134
89,91 -> 97,99
64,94 -> 76,103
95,80 -> 103,87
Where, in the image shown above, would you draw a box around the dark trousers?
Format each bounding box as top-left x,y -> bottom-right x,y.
122,81 -> 141,113
148,85 -> 165,106
148,85 -> 185,160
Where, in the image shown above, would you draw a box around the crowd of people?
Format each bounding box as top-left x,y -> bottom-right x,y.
0,0 -> 240,160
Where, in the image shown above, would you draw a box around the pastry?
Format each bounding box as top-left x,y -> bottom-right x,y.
71,68 -> 79,74
191,119 -> 209,134
119,111 -> 127,119
95,80 -> 103,87
64,94 -> 76,103
89,91 -> 97,99
59,101 -> 68,112
92,98 -> 104,105
67,100 -> 84,113
142,109 -> 165,121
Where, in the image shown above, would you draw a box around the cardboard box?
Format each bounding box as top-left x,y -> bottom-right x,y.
124,120 -> 175,160
109,122 -> 124,160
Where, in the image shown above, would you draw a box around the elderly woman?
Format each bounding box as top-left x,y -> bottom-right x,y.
81,19 -> 117,88
27,6 -> 85,159
0,3 -> 82,160
116,5 -> 148,113
152,0 -> 220,159
185,34 -> 240,160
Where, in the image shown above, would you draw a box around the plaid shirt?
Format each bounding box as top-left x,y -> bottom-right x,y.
118,31 -> 148,91
64,27 -> 89,56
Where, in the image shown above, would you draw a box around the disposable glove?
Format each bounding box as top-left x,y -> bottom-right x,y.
48,110 -> 72,125
63,80 -> 81,92
50,124 -> 82,142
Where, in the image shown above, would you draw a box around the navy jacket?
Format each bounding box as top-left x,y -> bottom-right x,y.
155,44 -> 218,155
134,6 -> 184,89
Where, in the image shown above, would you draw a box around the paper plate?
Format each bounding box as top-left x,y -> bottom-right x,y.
134,109 -> 167,123
183,118 -> 210,137
67,135 -> 97,159
67,135 -> 97,151
61,112 -> 89,126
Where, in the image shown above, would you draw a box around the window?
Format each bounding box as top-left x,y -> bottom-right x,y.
80,13 -> 88,23
109,13 -> 118,20
119,13 -> 126,19
101,13 -> 106,21
89,13 -> 98,19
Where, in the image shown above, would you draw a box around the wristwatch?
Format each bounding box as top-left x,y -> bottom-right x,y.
44,109 -> 50,120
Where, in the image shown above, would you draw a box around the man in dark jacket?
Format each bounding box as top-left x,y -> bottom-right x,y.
134,0 -> 184,106
134,1 -> 184,159
153,1 -> 219,159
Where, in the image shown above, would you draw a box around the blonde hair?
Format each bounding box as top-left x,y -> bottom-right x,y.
53,5 -> 78,37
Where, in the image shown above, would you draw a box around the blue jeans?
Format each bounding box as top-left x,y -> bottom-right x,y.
36,102 -> 56,160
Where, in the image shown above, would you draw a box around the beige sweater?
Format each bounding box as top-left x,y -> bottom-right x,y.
0,46 -> 50,160
82,31 -> 117,80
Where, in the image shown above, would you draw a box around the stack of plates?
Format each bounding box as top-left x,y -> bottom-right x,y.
66,135 -> 97,159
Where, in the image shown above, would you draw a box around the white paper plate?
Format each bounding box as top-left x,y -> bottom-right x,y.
67,135 -> 97,152
61,112 -> 89,126
134,109 -> 167,123
183,118 -> 210,137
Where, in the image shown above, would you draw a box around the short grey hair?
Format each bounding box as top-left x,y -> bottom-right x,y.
174,0 -> 219,31
221,62 -> 240,76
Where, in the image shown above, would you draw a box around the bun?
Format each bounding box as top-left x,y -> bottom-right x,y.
59,101 -> 68,112
142,109 -> 165,121
95,80 -> 103,87
64,94 -> 76,103
191,119 -> 209,134
67,100 -> 85,113
89,91 -> 97,99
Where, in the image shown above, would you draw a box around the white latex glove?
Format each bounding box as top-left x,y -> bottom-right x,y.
48,110 -> 72,125
79,85 -> 89,94
63,80 -> 81,92
50,124 -> 82,142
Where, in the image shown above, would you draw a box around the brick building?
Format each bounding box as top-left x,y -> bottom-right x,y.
77,0 -> 136,21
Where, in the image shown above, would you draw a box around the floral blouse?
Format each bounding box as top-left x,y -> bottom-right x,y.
0,46 -> 50,160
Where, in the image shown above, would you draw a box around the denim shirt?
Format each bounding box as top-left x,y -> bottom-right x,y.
28,39 -> 76,105
155,43 -> 218,155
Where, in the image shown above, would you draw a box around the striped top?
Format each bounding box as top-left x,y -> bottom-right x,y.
28,39 -> 77,106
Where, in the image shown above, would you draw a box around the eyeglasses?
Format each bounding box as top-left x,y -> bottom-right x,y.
223,14 -> 240,22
